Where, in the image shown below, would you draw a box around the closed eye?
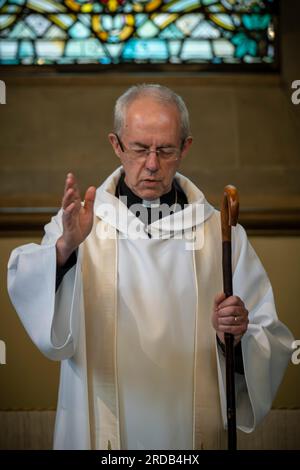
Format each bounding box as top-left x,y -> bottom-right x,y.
159,147 -> 175,154
132,148 -> 147,154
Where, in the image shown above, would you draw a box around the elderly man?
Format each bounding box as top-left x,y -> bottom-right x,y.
8,84 -> 293,450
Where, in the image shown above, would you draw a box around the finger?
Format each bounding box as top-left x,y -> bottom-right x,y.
62,188 -> 81,210
62,188 -> 72,210
62,202 -> 76,219
64,173 -> 75,192
84,186 -> 96,212
218,314 -> 249,327
217,295 -> 244,310
64,173 -> 80,199
217,323 -> 248,335
214,292 -> 226,310
216,305 -> 248,318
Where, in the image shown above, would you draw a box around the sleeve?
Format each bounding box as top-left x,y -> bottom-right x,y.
7,210 -> 82,361
216,335 -> 244,375
56,251 -> 77,291
217,223 -> 294,432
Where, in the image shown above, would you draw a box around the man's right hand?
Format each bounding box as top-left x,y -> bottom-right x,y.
56,173 -> 96,266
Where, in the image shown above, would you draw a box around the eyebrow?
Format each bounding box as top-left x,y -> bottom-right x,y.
129,141 -> 176,148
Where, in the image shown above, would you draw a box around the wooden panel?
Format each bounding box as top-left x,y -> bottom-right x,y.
1,208 -> 300,236
0,409 -> 299,450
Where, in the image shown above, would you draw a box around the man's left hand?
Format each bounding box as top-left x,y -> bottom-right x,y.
212,293 -> 249,346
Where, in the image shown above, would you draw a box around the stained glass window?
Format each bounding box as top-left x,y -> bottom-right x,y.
0,0 -> 278,66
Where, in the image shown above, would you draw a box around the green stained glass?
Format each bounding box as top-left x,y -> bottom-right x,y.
0,0 -> 278,65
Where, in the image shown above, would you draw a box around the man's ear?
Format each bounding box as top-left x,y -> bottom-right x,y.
181,136 -> 193,159
108,133 -> 121,159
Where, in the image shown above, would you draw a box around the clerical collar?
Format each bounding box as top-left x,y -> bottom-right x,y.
116,172 -> 179,208
115,172 -> 188,227
142,198 -> 160,208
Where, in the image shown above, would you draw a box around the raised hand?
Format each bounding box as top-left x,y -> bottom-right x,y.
56,173 -> 96,266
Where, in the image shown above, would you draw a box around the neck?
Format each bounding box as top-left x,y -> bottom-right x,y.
124,176 -> 172,201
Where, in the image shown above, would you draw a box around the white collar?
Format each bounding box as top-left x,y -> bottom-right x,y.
94,166 -> 215,237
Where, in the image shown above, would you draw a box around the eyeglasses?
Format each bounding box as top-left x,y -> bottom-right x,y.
114,133 -> 184,162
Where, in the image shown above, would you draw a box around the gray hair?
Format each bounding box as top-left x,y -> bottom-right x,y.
114,84 -> 191,141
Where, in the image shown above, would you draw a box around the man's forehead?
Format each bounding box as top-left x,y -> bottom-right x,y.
125,96 -> 179,119
122,99 -> 180,134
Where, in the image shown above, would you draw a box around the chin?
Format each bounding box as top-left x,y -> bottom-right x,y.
138,188 -> 163,200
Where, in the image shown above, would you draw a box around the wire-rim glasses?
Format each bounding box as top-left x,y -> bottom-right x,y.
114,133 -> 185,162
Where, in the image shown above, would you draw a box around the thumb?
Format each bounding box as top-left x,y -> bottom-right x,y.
84,186 -> 96,212
214,291 -> 226,310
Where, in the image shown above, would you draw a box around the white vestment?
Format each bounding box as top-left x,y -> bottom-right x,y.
7,166 -> 293,450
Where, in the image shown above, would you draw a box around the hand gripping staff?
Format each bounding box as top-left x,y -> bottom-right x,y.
221,185 -> 239,450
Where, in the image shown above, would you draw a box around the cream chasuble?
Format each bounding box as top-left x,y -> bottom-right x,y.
81,167 -> 225,450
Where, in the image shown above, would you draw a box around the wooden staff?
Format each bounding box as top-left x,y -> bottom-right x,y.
221,185 -> 239,451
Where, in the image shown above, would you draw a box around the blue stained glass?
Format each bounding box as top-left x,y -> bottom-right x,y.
19,39 -> 34,57
69,21 -> 90,38
181,39 -> 212,60
137,20 -> 159,38
9,21 -> 36,38
78,14 -> 92,26
242,13 -> 271,30
45,25 -> 67,38
191,21 -> 220,39
135,14 -> 148,28
26,14 -> 51,35
56,14 -> 76,28
168,39 -> 181,56
106,43 -> 123,60
36,39 -> 64,57
159,24 -> 184,39
232,31 -> 257,58
123,38 -> 168,61
0,39 -> 17,57
0,14 -> 15,29
0,0 -> 277,66
213,38 -> 234,57
167,0 -> 199,12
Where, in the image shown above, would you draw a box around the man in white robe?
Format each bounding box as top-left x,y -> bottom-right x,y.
7,84 -> 293,450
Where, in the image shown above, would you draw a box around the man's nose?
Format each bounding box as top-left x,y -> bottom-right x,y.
145,151 -> 160,172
